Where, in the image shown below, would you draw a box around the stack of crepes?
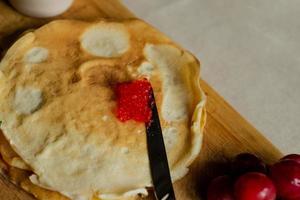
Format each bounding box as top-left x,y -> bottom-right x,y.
0,19 -> 206,200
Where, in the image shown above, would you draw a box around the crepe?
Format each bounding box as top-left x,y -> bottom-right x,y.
0,19 -> 206,200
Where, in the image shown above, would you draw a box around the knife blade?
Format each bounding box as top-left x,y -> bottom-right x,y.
146,88 -> 176,200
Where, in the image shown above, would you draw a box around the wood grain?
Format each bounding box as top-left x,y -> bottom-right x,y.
0,0 -> 282,199
0,173 -> 35,200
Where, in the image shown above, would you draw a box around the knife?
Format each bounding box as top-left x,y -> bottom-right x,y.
146,88 -> 176,200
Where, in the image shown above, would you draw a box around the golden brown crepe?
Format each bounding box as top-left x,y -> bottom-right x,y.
0,19 -> 206,200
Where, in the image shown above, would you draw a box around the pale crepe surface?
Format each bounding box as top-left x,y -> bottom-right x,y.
0,19 -> 206,200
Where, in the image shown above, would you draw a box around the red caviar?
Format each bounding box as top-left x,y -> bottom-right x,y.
115,80 -> 152,123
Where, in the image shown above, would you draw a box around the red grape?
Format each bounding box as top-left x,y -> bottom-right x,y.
207,175 -> 235,200
281,154 -> 300,164
231,153 -> 267,176
270,160 -> 300,199
234,172 -> 276,200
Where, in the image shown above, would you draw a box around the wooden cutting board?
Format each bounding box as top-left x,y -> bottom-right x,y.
0,0 -> 282,199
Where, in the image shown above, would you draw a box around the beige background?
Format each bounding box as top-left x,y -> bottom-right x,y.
124,0 -> 300,154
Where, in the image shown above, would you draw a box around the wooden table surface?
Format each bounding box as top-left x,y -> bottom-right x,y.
0,0 -> 282,199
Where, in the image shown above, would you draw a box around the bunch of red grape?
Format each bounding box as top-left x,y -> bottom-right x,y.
207,153 -> 300,200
